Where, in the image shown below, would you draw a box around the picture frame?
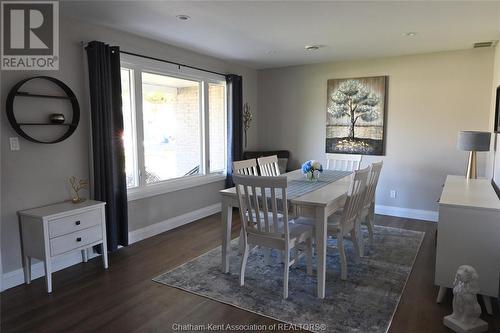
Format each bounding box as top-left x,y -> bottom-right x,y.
495,85 -> 500,133
326,76 -> 388,155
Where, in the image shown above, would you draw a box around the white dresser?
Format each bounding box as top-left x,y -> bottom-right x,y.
436,175 -> 500,314
19,200 -> 108,293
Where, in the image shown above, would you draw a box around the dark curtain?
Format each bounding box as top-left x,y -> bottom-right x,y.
225,74 -> 243,188
86,41 -> 129,251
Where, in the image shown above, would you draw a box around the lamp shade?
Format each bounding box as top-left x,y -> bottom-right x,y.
457,131 -> 491,151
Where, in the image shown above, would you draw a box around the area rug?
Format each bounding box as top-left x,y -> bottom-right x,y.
153,226 -> 424,333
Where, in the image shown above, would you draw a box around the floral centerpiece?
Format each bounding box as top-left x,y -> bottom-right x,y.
301,160 -> 323,182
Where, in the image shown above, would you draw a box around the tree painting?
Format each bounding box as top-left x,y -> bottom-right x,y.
328,80 -> 380,139
326,76 -> 386,155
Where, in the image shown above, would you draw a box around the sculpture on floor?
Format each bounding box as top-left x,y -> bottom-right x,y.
443,265 -> 487,333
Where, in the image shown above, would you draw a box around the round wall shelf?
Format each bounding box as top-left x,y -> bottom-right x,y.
6,76 -> 80,144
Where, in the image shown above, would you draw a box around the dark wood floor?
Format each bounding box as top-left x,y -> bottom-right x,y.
1,213 -> 499,332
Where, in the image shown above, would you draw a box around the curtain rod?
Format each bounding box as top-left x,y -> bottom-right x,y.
81,41 -> 227,77
120,51 -> 227,77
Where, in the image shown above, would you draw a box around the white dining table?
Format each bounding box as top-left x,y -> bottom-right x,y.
220,169 -> 352,299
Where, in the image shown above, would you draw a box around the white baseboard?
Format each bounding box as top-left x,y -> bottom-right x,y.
1,203 -> 221,292
1,202 -> 429,292
128,202 -> 222,244
375,204 -> 438,222
2,251 -> 100,292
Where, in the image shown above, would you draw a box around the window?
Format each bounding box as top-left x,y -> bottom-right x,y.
121,55 -> 226,200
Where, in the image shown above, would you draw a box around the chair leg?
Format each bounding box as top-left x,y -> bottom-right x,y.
283,249 -> 290,299
240,241 -> 249,286
367,207 -> 375,243
356,221 -> 364,257
306,238 -> 313,276
338,234 -> 347,280
350,229 -> 361,262
239,228 -> 245,254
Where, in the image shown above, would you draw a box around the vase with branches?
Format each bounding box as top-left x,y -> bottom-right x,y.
243,102 -> 252,148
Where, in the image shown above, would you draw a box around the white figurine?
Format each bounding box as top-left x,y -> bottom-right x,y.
443,265 -> 488,333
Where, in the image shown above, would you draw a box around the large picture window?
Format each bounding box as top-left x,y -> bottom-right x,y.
121,55 -> 227,200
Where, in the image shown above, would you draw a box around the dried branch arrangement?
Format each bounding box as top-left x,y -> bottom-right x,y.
243,102 -> 252,148
69,176 -> 88,203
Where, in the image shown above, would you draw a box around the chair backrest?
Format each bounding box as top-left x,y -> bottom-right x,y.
363,161 -> 383,208
257,155 -> 280,176
233,174 -> 289,241
326,153 -> 362,171
341,166 -> 370,230
233,159 -> 258,175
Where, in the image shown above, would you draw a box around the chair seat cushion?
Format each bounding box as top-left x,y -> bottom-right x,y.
289,222 -> 313,237
249,216 -> 312,237
292,217 -> 315,226
326,214 -> 341,232
246,211 -> 283,222
294,215 -> 342,233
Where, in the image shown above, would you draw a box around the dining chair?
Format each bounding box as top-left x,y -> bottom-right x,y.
257,155 -> 280,176
234,174 -> 314,299
233,158 -> 258,175
232,159 -> 259,254
326,153 -> 362,171
296,166 -> 370,280
360,161 -> 383,243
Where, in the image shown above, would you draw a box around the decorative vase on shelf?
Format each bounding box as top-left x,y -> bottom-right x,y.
49,113 -> 65,124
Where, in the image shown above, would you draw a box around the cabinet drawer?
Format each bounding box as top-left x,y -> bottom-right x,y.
50,225 -> 102,256
48,209 -> 101,238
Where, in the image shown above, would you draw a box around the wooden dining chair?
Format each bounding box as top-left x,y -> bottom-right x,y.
233,159 -> 258,175
296,166 -> 369,280
360,161 -> 383,243
326,153 -> 362,171
234,174 -> 314,299
257,155 -> 280,176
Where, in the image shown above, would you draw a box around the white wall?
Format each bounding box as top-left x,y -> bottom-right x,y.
258,48 -> 494,215
0,15 -> 258,276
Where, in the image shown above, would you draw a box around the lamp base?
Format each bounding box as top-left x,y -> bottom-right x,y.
466,151 -> 477,179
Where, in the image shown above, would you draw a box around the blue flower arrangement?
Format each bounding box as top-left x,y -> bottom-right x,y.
301,160 -> 323,181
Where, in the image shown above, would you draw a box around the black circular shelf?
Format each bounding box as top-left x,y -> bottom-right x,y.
6,76 -> 80,144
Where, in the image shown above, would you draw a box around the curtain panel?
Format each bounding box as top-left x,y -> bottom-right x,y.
86,41 -> 129,251
225,74 -> 243,188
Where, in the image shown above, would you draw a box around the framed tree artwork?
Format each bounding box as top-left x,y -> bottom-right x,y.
494,85 -> 500,133
326,76 -> 387,155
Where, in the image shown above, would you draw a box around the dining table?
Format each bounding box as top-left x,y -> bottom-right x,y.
220,169 -> 352,299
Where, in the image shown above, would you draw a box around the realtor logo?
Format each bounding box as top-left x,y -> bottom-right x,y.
1,1 -> 59,70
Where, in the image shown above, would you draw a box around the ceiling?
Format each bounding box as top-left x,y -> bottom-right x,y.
62,1 -> 500,69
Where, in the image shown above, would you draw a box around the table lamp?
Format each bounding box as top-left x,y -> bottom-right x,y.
457,131 -> 491,179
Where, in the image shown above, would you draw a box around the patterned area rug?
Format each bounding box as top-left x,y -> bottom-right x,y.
154,226 -> 424,333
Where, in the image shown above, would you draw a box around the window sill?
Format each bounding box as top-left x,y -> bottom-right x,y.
127,173 -> 226,202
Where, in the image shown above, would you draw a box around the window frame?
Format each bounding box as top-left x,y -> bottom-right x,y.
120,54 -> 227,201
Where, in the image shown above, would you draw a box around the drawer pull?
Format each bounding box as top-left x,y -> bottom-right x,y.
76,237 -> 82,242
75,221 -> 81,225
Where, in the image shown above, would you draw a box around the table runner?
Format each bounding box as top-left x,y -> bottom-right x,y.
241,170 -> 352,212
286,170 -> 352,199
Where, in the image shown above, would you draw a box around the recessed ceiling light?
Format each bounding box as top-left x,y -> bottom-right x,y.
403,32 -> 417,37
305,45 -> 322,51
176,14 -> 191,21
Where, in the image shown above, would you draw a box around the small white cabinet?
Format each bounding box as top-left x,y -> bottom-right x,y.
19,200 -> 108,293
436,175 -> 500,314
